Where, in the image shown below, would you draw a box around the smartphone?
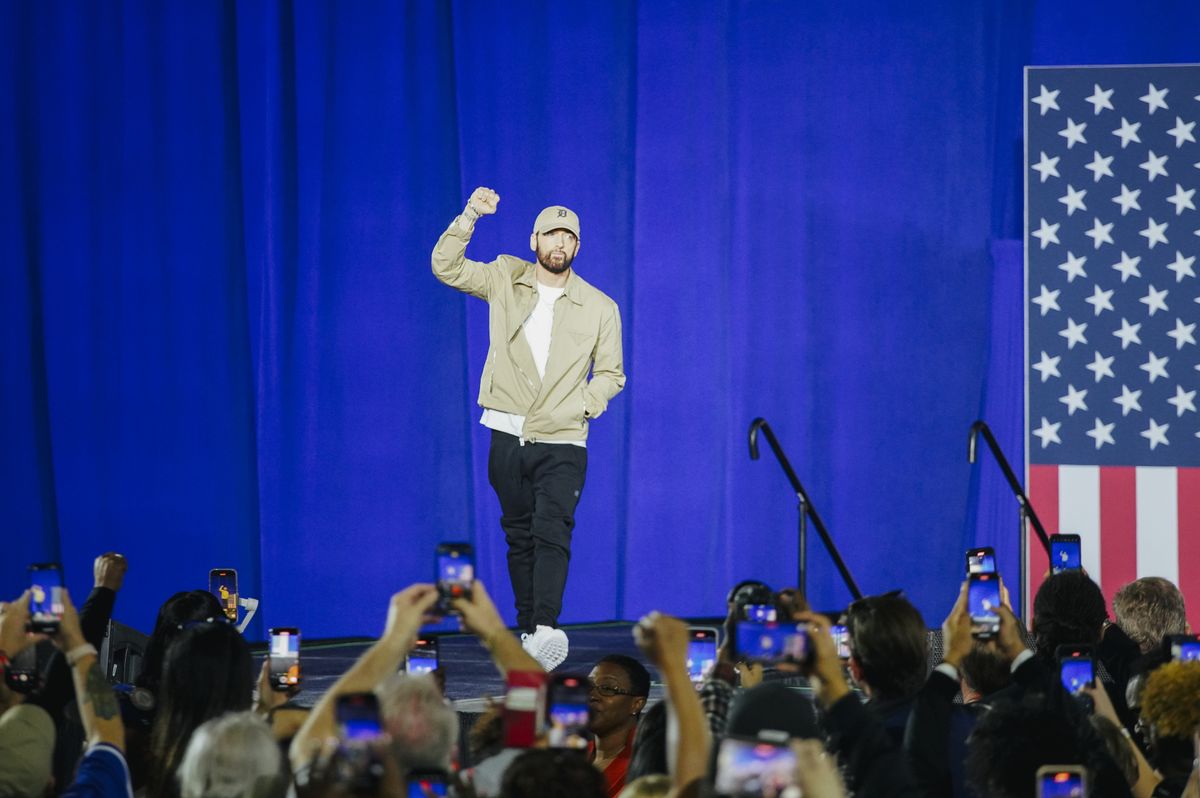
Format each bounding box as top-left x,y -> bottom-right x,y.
733,621 -> 809,665
687,627 -> 719,685
3,645 -> 47,694
28,563 -> 65,634
1050,534 -> 1082,574
966,547 -> 997,575
268,627 -> 301,692
1056,646 -> 1094,694
1036,765 -> 1086,798
435,543 -> 474,612
545,674 -> 591,749
502,670 -> 548,748
335,692 -> 385,792
405,770 -> 450,798
1167,633 -> 1200,662
830,624 -> 852,660
714,734 -> 798,797
741,603 -> 778,623
968,573 -> 1002,639
406,637 -> 440,674
209,568 -> 239,622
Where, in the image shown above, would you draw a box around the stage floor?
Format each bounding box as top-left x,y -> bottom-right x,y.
269,621 -> 670,713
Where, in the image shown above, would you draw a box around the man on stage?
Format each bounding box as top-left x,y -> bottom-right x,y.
432,186 -> 626,670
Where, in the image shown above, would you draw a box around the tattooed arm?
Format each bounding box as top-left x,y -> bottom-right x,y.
55,589 -> 126,750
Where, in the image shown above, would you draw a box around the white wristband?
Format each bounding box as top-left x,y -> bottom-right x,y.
66,643 -> 99,666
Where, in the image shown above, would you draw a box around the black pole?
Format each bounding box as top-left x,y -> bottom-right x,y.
749,418 -> 863,601
967,420 -> 1052,557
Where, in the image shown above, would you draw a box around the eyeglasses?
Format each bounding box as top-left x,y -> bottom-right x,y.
587,680 -> 637,698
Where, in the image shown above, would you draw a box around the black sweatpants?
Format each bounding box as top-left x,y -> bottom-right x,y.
487,429 -> 587,631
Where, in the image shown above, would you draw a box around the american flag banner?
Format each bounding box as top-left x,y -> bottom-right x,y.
1025,65 -> 1200,630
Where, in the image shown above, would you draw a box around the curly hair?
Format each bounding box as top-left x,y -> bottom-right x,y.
1032,572 -> 1107,661
1140,661 -> 1200,738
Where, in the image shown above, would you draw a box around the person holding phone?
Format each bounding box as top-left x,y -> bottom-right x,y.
432,187 -> 626,671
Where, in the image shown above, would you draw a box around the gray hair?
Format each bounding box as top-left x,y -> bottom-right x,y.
178,711 -> 288,798
1112,577 -> 1189,653
376,673 -> 459,772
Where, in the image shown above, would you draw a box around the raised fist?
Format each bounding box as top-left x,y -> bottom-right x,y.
467,187 -> 500,216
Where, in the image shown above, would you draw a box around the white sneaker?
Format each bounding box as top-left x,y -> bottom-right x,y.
523,625 -> 569,671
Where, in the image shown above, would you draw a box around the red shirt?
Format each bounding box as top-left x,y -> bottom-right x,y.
588,725 -> 638,798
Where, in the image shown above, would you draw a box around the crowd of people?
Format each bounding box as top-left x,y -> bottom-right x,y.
1,552 -> 1197,798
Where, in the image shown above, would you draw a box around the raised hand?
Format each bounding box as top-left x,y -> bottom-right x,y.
467,187 -> 499,216
93,552 -> 129,591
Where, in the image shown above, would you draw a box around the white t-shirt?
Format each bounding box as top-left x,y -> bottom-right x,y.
481,282 -> 585,446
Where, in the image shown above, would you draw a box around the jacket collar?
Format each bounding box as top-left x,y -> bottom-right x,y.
517,261 -> 585,306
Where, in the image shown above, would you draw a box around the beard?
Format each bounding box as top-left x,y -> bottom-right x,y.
536,247 -> 574,274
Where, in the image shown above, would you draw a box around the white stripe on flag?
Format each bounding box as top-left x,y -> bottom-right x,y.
1135,467 -> 1179,585
1058,465 -> 1101,582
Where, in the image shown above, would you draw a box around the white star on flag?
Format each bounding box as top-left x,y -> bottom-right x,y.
1033,151 -> 1061,182
1034,218 -> 1061,249
1140,418 -> 1170,449
1032,285 -> 1061,315
1167,385 -> 1197,416
1112,117 -> 1142,148
1166,318 -> 1196,349
1059,184 -> 1088,215
1113,384 -> 1142,415
1168,116 -> 1196,147
1166,184 -> 1195,215
1139,218 -> 1168,248
1086,417 -> 1116,448
1140,285 -> 1169,315
1086,350 -> 1115,381
1166,251 -> 1196,282
1086,84 -> 1115,114
1140,351 -> 1170,382
1060,252 -> 1089,281
1140,83 -> 1169,114
1058,118 -> 1088,148
1033,417 -> 1062,448
1085,284 -> 1115,315
1060,384 -> 1089,415
1085,218 -> 1114,249
1113,317 -> 1142,349
1139,151 -> 1169,182
1033,85 -> 1061,115
1112,184 -> 1142,215
1086,151 -> 1115,181
1059,318 -> 1089,349
1111,251 -> 1141,282
1033,351 -> 1062,382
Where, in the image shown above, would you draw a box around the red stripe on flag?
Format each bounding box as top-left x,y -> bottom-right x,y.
1177,468 -> 1200,633
1028,465 -> 1059,618
1099,467 -> 1137,606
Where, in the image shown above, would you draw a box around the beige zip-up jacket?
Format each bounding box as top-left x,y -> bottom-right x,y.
432,217 -> 626,443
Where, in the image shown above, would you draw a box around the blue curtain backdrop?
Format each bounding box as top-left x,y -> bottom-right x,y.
4,0 -> 1199,639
